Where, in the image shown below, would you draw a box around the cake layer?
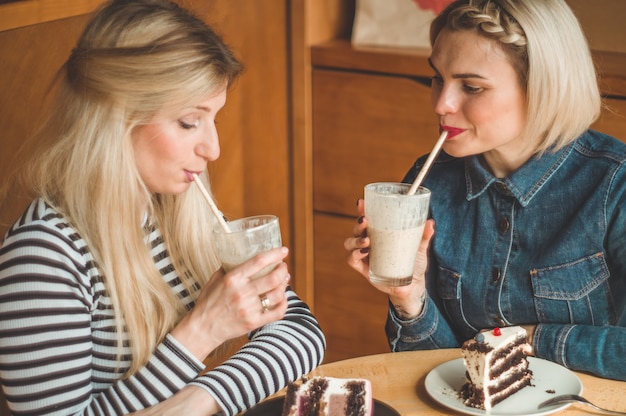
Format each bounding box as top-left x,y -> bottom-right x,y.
282,376 -> 373,416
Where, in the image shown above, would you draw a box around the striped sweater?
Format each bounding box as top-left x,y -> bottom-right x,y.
0,199 -> 325,415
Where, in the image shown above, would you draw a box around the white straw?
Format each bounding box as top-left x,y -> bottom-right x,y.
191,173 -> 231,233
407,130 -> 449,195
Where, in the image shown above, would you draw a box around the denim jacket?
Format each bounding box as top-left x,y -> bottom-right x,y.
386,130 -> 626,380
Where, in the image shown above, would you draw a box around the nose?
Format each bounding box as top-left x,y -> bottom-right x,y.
195,126 -> 220,161
432,83 -> 458,116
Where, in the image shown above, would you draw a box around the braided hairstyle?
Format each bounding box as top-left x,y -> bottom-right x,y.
430,0 -> 601,153
432,0 -> 528,86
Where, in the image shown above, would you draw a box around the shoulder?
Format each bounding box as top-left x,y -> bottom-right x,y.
1,199 -> 95,279
4,199 -> 81,246
573,130 -> 626,162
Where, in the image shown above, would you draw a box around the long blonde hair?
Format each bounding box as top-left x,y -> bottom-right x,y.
431,0 -> 601,153
15,0 -> 243,375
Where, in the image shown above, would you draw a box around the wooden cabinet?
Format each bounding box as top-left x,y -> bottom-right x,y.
311,41 -> 439,362
312,69 -> 436,215
308,38 -> 626,364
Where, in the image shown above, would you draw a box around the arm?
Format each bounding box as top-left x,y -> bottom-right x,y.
1,213 -> 325,415
0,219 -> 205,415
132,289 -> 325,416
385,251 -> 462,352
520,314 -> 626,381
189,288 -> 325,416
533,324 -> 626,380
532,169 -> 626,381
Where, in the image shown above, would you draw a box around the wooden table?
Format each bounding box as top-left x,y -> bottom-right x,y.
297,349 -> 626,415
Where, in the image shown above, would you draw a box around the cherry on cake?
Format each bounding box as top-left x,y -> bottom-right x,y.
281,376 -> 373,416
460,326 -> 533,411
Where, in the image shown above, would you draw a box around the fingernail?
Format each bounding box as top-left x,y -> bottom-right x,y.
360,230 -> 367,238
357,216 -> 364,224
281,247 -> 289,254
359,248 -> 369,254
285,273 -> 291,282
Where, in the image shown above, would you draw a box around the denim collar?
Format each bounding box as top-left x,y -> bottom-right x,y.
465,142 -> 575,207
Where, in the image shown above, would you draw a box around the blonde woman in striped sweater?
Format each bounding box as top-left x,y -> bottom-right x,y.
0,1 -> 325,414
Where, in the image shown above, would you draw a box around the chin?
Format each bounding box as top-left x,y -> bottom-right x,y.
442,143 -> 479,159
175,182 -> 193,195
155,182 -> 192,196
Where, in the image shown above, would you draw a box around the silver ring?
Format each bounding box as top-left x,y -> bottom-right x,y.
260,294 -> 271,313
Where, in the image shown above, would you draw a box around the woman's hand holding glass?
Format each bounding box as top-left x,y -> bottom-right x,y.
171,246 -> 290,361
344,198 -> 435,319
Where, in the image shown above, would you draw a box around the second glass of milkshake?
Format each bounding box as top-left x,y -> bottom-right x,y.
364,182 -> 431,286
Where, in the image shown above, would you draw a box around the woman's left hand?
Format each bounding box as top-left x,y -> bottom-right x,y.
171,247 -> 291,361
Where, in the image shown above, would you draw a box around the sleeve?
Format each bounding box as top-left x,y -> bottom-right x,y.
189,288 -> 326,416
533,324 -> 626,380
385,292 -> 460,351
0,221 -> 206,415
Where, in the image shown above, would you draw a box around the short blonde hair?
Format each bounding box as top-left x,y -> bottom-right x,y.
431,0 -> 601,153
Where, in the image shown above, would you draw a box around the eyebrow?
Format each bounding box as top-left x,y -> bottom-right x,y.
196,106 -> 211,112
428,58 -> 487,80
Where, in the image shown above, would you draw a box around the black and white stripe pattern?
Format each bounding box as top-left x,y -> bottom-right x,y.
0,199 -> 325,415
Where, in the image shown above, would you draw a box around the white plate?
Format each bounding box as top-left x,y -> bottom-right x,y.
425,357 -> 583,416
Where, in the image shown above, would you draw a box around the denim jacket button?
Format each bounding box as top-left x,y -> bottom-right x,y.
492,267 -> 501,283
497,217 -> 510,233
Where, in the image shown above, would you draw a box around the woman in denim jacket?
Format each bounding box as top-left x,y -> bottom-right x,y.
345,0 -> 626,381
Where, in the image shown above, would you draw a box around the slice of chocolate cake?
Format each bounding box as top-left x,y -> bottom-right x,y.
460,326 -> 533,411
281,376 -> 372,416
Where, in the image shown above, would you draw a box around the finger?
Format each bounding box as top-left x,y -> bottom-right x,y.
229,246 -> 289,282
419,219 -> 435,253
347,246 -> 370,278
346,216 -> 369,251
252,261 -> 289,294
351,214 -> 368,237
258,285 -> 289,315
356,198 -> 365,216
343,234 -> 369,252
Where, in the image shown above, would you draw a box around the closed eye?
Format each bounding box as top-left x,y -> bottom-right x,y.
178,119 -> 200,130
463,84 -> 484,94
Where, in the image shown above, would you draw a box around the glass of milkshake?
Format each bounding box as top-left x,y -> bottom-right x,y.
213,215 -> 282,280
364,182 -> 431,286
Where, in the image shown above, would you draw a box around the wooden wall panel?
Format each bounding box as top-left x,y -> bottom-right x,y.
0,14 -> 91,234
0,0 -> 104,31
313,213 -> 390,363
312,69 -> 437,217
594,98 -> 626,143
290,0 -> 359,306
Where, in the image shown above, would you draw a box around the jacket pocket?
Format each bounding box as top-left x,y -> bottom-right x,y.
436,266 -> 477,337
530,252 -> 615,324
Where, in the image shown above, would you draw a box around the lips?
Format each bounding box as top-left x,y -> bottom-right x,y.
440,126 -> 465,139
184,170 -> 203,182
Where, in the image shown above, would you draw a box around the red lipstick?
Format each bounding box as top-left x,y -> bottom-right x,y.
440,126 -> 465,139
